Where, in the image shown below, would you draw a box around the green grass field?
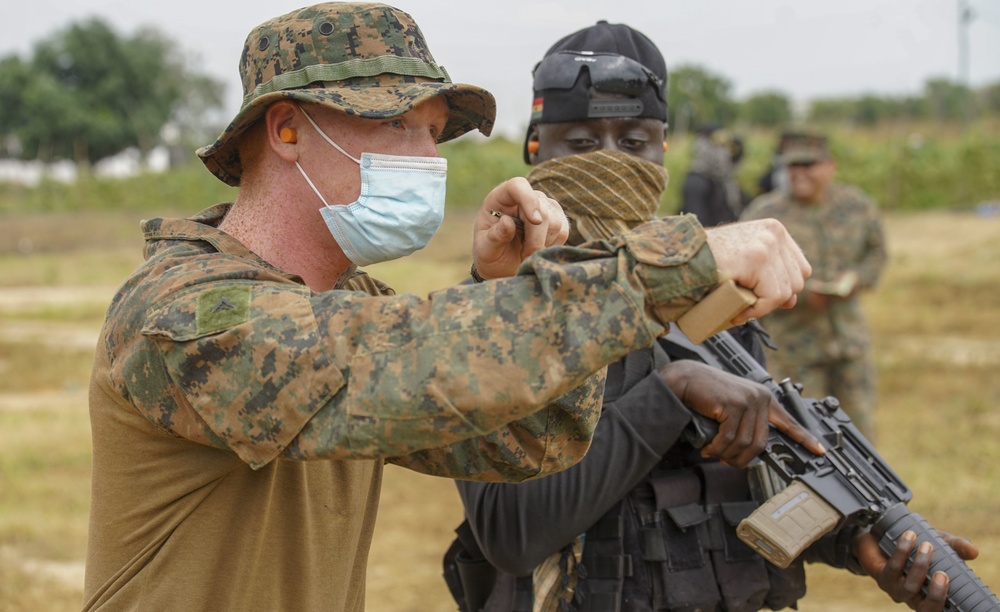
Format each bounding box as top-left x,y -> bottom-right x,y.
1,207 -> 998,611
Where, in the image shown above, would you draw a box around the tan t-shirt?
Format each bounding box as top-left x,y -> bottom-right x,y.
85,346 -> 380,609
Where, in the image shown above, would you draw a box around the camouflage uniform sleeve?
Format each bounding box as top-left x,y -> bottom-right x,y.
286,216 -> 716,473
141,216 -> 716,472
385,369 -> 607,482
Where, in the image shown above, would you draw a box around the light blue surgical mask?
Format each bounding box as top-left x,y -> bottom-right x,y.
295,107 -> 447,267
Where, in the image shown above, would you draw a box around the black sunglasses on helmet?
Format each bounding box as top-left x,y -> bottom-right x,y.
532,51 -> 664,99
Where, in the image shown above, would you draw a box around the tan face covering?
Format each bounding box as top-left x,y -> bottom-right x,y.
525,148 -> 669,245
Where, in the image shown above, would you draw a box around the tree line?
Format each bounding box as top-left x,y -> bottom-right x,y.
0,18 -> 998,170
0,18 -> 223,167
668,64 -> 1000,131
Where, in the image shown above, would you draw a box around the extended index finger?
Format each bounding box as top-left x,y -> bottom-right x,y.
767,398 -> 826,456
519,190 -> 551,256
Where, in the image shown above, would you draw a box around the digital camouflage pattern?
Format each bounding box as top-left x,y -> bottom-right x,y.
110,203 -> 713,471
742,182 -> 887,437
85,203 -> 717,609
198,2 -> 495,186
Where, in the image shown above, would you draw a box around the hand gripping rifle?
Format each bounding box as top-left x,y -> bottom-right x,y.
662,323 -> 1000,612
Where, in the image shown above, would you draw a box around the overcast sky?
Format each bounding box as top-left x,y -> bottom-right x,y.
5,0 -> 1000,139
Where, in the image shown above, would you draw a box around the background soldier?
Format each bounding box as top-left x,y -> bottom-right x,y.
742,131 -> 888,441
680,125 -> 751,227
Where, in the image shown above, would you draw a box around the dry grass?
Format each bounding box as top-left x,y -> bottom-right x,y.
0,208 -> 998,611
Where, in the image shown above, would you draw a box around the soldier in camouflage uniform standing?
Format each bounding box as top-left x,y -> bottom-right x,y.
82,3 -> 816,611
742,131 -> 887,441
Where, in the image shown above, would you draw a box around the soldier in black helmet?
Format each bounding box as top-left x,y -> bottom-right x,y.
445,19 -> 976,612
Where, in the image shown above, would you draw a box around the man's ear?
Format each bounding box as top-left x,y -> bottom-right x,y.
264,101 -> 300,162
526,128 -> 541,165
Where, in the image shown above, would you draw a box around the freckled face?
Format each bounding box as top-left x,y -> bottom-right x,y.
298,97 -> 449,204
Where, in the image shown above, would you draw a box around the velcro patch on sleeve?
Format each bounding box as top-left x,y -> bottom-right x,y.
197,286 -> 251,335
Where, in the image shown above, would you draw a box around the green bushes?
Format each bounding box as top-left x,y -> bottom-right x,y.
443,122 -> 1000,214
0,163 -> 235,215
1,121 -> 996,216
820,123 -> 1000,211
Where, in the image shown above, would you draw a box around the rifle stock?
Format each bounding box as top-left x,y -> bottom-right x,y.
662,324 -> 1000,612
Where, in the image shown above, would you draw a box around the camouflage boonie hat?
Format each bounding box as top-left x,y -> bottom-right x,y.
778,130 -> 829,165
197,2 -> 496,185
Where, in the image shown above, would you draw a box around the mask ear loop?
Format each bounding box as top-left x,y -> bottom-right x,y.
298,106 -> 362,164
295,104 -> 363,209
295,161 -> 331,207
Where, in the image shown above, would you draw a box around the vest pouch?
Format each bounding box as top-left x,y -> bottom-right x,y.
662,503 -> 710,571
698,464 -> 777,612
455,548 -> 499,612
719,501 -> 761,562
444,521 -> 510,612
641,469 -> 723,612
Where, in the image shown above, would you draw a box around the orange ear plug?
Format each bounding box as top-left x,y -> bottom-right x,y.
527,141 -> 540,154
279,127 -> 297,143
663,141 -> 669,152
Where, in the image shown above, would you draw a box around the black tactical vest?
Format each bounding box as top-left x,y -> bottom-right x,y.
444,326 -> 807,611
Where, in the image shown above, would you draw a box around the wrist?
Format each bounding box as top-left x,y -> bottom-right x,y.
658,360 -> 694,400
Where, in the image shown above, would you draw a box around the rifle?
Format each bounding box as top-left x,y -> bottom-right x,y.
662,323 -> 1000,612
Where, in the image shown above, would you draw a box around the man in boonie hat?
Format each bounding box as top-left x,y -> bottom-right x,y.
84,3 -> 814,609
